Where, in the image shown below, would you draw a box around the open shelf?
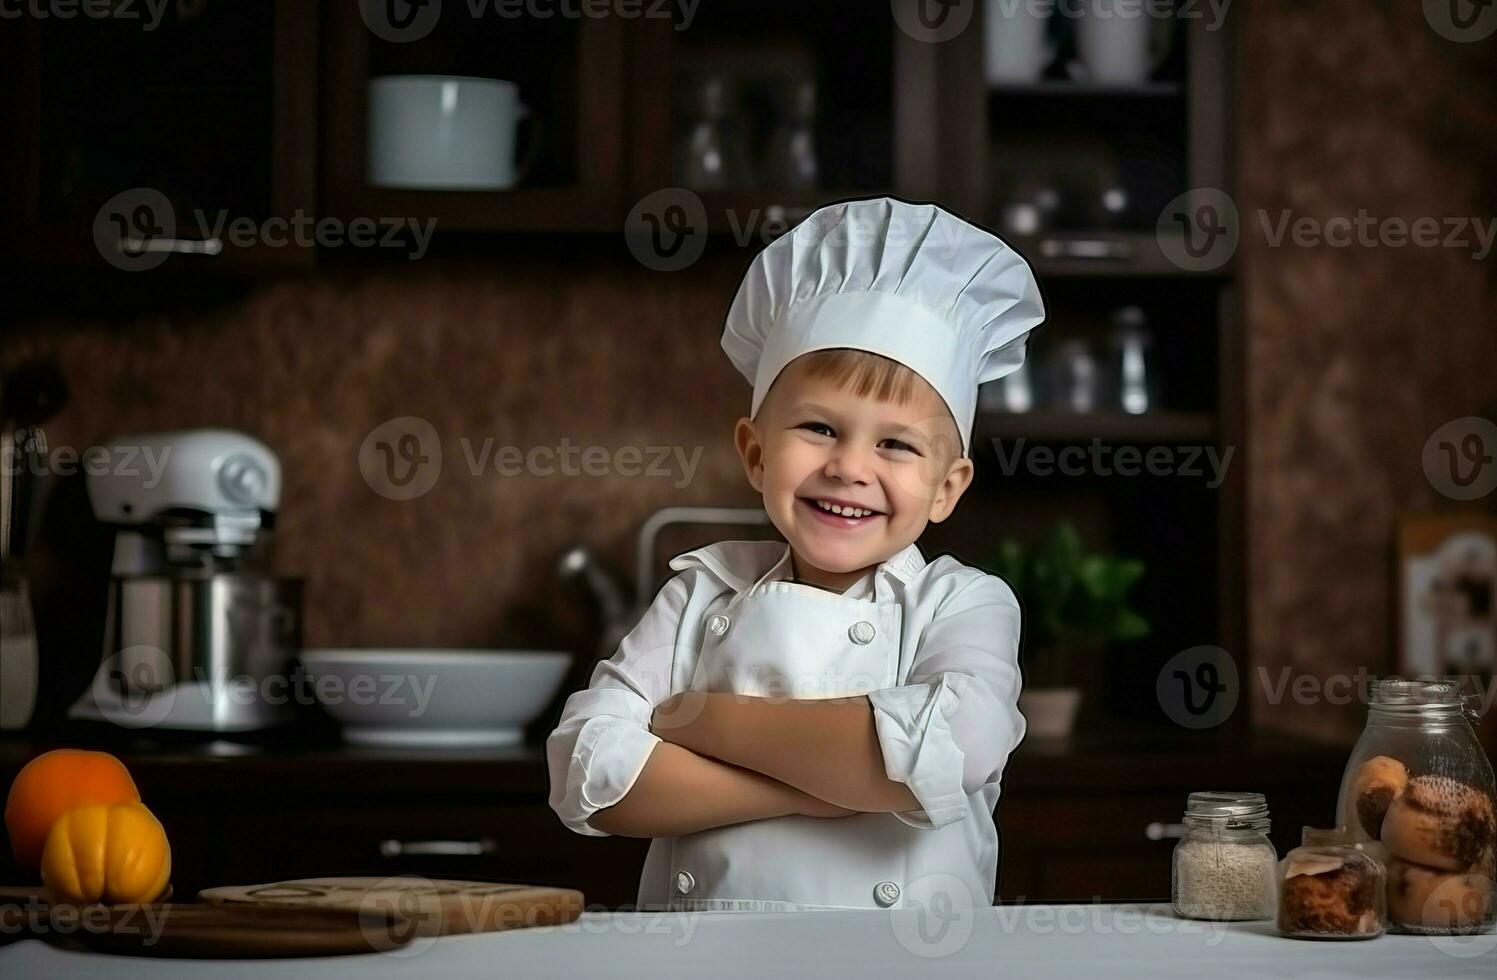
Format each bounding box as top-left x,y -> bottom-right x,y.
977,410 -> 1216,444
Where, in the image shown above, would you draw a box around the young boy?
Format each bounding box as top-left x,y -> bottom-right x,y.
546,197 -> 1047,912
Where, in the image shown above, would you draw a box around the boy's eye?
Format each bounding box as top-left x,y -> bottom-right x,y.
797,422 -> 835,437
880,438 -> 922,456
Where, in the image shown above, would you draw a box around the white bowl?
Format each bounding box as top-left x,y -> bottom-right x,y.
298,649 -> 572,747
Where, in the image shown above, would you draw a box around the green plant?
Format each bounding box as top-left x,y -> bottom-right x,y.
984,522 -> 1151,686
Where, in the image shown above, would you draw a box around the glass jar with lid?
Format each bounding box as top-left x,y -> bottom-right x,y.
1171,791 -> 1279,921
1335,678 -> 1496,935
1277,827 -> 1386,940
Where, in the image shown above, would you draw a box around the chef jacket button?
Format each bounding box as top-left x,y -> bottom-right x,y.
874,881 -> 900,907
675,870 -> 696,895
849,621 -> 876,645
707,614 -> 730,637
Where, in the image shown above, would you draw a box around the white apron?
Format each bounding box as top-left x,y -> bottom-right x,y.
659,575 -> 919,912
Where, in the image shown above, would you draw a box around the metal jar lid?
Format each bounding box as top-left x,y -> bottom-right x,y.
1182,791 -> 1271,832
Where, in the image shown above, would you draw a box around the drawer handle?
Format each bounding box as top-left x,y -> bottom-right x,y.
118,236 -> 224,256
379,838 -> 497,857
1145,822 -> 1188,841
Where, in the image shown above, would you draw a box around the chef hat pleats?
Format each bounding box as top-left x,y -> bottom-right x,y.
721,197 -> 1046,457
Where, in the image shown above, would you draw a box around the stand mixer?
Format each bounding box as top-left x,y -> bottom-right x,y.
68,429 -> 304,732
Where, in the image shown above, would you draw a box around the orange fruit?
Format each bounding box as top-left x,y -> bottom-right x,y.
4,749 -> 140,875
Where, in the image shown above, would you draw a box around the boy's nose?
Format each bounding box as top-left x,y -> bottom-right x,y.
823,445 -> 875,484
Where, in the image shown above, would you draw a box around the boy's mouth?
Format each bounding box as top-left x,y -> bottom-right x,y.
798,496 -> 886,528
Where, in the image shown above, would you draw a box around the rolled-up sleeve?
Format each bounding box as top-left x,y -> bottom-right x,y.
867,574 -> 1025,830
546,577 -> 687,836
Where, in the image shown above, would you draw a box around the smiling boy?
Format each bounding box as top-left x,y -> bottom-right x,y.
547,197 -> 1047,911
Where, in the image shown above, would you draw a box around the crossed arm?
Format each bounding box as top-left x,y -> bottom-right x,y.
586,694 -> 920,838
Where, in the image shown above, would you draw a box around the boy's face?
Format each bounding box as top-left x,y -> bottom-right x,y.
735,356 -> 974,584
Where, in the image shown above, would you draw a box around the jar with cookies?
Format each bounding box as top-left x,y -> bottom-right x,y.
1336,679 -> 1496,935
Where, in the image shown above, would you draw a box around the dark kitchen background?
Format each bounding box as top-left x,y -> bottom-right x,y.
1,0 -> 1494,908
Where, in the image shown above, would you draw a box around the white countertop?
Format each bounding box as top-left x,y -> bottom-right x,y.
2,903 -> 1493,979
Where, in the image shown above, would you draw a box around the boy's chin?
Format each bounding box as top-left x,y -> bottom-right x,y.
793,539 -> 884,575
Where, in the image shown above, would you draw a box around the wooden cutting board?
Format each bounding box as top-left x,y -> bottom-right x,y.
0,885 -> 412,958
198,877 -> 584,937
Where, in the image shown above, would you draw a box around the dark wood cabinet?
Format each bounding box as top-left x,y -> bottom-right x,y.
1,0 -> 318,273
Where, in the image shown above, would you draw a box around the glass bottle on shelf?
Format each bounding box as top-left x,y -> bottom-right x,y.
1108,306 -> 1158,415
676,75 -> 756,191
1335,678 -> 1496,935
761,78 -> 819,191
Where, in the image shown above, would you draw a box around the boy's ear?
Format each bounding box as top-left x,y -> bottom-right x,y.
926,456 -> 974,524
734,417 -> 765,493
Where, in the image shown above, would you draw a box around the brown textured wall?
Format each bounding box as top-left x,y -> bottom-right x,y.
4,250 -> 763,710
1241,1 -> 1497,743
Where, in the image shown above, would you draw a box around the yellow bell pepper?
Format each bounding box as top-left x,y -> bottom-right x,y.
40,801 -> 171,905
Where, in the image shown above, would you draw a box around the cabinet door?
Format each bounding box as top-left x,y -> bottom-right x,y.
2,0 -> 317,273
322,3 -> 627,233
626,0 -> 950,235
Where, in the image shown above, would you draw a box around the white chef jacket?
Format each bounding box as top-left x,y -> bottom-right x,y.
545,539 -> 1027,909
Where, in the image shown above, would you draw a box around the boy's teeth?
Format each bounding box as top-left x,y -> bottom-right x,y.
815,499 -> 874,518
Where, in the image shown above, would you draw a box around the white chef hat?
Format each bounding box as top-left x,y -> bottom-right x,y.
721,197 -> 1046,457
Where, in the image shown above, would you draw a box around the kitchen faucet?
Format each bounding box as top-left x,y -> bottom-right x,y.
559,506 -> 771,666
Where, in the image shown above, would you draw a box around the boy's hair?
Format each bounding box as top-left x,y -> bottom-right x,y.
795,348 -> 925,406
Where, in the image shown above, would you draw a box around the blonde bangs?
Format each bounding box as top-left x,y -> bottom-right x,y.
796,349 -> 923,405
